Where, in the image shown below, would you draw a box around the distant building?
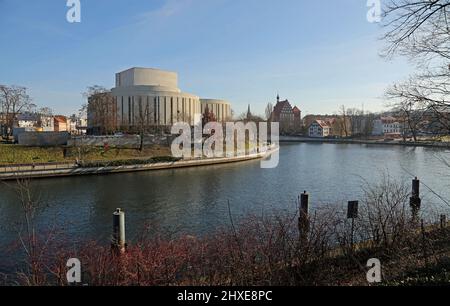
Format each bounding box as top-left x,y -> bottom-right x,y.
68,114 -> 87,135
372,116 -> 401,136
54,116 -> 68,132
200,99 -> 232,122
86,67 -> 233,135
15,112 -> 54,132
38,114 -> 54,132
308,120 -> 332,138
304,115 -> 350,137
67,116 -> 77,134
16,112 -> 39,128
270,95 -> 302,134
292,106 -> 302,132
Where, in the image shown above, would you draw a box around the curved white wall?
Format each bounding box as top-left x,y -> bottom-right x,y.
115,67 -> 178,91
112,68 -> 202,128
114,93 -> 201,127
200,99 -> 232,122
111,68 -> 231,129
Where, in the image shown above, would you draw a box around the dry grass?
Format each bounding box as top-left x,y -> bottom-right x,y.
0,144 -> 171,165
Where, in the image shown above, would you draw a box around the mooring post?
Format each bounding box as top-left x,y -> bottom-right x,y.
440,214 -> 447,230
347,201 -> 359,250
112,208 -> 126,254
410,177 -> 421,224
298,191 -> 310,244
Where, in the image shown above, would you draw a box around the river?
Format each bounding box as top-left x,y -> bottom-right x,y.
1,143 -> 450,272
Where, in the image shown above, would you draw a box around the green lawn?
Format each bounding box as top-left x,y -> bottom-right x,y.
0,144 -> 171,165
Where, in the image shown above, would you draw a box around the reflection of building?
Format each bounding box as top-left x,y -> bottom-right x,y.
270,95 -> 302,134
200,99 -> 231,122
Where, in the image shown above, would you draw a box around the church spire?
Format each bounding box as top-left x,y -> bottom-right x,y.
276,92 -> 280,103
246,104 -> 252,119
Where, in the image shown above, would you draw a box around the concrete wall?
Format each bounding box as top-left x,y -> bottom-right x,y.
13,127 -> 34,141
18,132 -> 69,146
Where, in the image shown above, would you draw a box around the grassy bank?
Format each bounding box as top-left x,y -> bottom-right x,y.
0,144 -> 171,165
3,211 -> 449,286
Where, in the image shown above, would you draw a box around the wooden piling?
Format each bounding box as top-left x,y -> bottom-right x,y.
112,208 -> 126,254
347,201 -> 359,250
410,177 -> 421,223
298,191 -> 310,244
440,215 -> 447,230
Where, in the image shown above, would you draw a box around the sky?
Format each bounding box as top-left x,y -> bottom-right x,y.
0,0 -> 415,117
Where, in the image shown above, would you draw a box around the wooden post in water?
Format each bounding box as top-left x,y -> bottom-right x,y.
440,215 -> 447,230
112,208 -> 126,254
409,177 -> 421,224
298,191 -> 310,244
347,201 -> 359,250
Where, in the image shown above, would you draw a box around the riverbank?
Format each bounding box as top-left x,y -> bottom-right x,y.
0,144 -> 171,165
280,136 -> 450,148
4,195 -> 449,286
0,147 -> 279,180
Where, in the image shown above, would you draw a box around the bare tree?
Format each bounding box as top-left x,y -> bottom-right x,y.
0,85 -> 36,137
338,105 -> 350,137
382,1 -> 450,135
386,80 -> 429,140
84,85 -> 117,135
381,0 -> 450,61
136,97 -> 154,151
265,102 -> 273,121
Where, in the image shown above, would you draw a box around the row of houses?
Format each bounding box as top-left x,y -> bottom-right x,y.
5,112 -> 87,136
306,116 -> 398,138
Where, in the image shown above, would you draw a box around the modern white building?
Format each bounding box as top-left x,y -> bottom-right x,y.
111,67 -> 202,128
200,99 -> 232,122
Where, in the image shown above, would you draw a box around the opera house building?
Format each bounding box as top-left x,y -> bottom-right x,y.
108,67 -> 231,132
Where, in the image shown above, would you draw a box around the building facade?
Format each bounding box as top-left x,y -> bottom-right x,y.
372,116 -> 401,136
270,95 -> 302,134
87,67 -> 233,135
112,67 -> 201,129
309,120 -> 332,138
54,116 -> 68,132
200,99 -> 232,122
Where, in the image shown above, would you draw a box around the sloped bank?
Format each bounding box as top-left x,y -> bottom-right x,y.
0,147 -> 279,181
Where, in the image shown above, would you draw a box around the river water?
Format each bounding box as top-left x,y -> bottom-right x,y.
1,143 -> 450,271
